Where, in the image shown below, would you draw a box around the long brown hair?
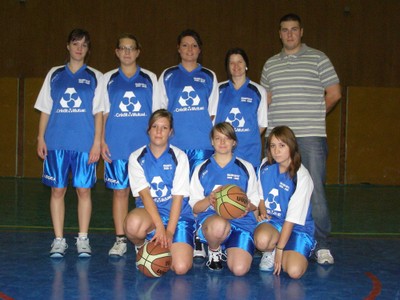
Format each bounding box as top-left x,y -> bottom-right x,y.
266,126 -> 301,178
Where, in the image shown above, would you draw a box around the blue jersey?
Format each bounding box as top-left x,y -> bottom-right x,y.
102,67 -> 158,160
190,155 -> 260,232
258,160 -> 315,236
34,64 -> 103,153
129,144 -> 193,219
215,79 -> 268,167
158,64 -> 218,150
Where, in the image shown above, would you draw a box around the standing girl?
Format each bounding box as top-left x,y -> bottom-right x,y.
189,122 -> 259,276
124,109 -> 194,275
255,126 -> 315,279
215,48 -> 267,168
101,33 -> 158,257
35,29 -> 103,257
158,29 -> 219,258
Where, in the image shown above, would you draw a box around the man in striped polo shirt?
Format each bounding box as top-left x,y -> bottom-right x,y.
260,13 -> 341,265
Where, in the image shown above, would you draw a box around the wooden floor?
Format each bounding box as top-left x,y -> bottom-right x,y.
0,178 -> 399,300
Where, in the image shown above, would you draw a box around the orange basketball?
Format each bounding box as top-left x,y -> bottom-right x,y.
136,241 -> 172,278
214,184 -> 249,219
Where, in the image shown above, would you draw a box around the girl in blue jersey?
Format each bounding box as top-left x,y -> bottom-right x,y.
255,126 -> 315,279
189,122 -> 260,276
124,109 -> 194,275
215,48 -> 268,168
158,29 -> 219,174
35,29 -> 103,258
158,29 -> 219,259
100,34 -> 159,257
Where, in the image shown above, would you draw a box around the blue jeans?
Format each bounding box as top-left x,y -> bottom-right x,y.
296,137 -> 331,249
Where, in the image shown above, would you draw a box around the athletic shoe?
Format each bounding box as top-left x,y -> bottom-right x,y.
135,239 -> 149,255
206,247 -> 226,271
316,249 -> 334,265
76,237 -> 91,258
108,237 -> 127,257
49,238 -> 68,258
259,250 -> 275,272
193,236 -> 206,259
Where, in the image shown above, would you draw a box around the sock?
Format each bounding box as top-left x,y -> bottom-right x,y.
78,232 -> 88,239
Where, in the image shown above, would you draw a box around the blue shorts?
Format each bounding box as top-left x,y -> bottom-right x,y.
104,160 -> 129,189
146,215 -> 195,247
257,219 -> 316,258
197,215 -> 255,255
42,150 -> 97,188
184,149 -> 214,176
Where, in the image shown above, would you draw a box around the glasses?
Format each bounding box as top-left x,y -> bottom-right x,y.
118,46 -> 137,52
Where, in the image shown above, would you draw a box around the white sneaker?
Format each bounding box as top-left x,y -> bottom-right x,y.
50,238 -> 68,258
316,249 -> 334,265
259,250 -> 275,272
76,237 -> 91,258
193,237 -> 206,259
206,247 -> 226,270
109,237 -> 127,257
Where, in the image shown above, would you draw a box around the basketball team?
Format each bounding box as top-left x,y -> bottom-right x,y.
35,13 -> 341,279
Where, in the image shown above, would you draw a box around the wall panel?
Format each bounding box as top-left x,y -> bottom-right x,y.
0,78 -> 18,176
346,87 -> 400,185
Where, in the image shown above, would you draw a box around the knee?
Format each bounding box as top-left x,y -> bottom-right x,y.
172,261 -> 192,275
254,236 -> 275,252
124,214 -> 140,236
205,218 -> 230,240
286,264 -> 306,279
76,188 -> 90,199
229,262 -> 250,277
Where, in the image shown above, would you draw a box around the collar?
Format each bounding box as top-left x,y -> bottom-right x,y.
279,43 -> 309,59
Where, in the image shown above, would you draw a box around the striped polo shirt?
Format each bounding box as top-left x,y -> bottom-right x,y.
260,44 -> 339,137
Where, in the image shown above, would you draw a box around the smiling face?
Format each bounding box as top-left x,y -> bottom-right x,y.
228,54 -> 247,79
279,20 -> 303,54
178,35 -> 201,63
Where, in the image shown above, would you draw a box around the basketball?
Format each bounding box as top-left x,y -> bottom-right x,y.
136,241 -> 172,278
214,184 -> 249,219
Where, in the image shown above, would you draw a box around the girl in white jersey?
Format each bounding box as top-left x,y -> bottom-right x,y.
255,126 -> 315,279
124,109 -> 194,275
35,29 -> 103,258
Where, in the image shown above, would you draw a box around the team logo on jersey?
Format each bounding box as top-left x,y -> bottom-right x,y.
119,91 -> 141,112
226,108 -> 245,127
150,176 -> 169,199
60,88 -> 82,108
178,86 -> 200,107
266,188 -> 282,215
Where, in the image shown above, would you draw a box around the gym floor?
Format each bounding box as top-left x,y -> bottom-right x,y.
0,178 -> 399,300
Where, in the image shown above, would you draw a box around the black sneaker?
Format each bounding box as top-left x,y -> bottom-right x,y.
206,247 -> 225,271
193,237 -> 206,259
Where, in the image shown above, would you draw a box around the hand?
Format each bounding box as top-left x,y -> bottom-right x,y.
37,138 -> 47,160
151,225 -> 169,249
101,142 -> 112,163
273,248 -> 283,276
88,143 -> 101,164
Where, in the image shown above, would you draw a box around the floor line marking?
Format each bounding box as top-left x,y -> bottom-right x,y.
364,272 -> 382,300
0,291 -> 14,300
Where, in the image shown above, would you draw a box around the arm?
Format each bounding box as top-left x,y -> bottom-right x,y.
165,195 -> 184,247
267,91 -> 272,106
37,112 -> 50,159
274,221 -> 295,275
101,113 -> 112,163
138,187 -> 167,247
88,112 -> 102,164
325,83 -> 341,113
